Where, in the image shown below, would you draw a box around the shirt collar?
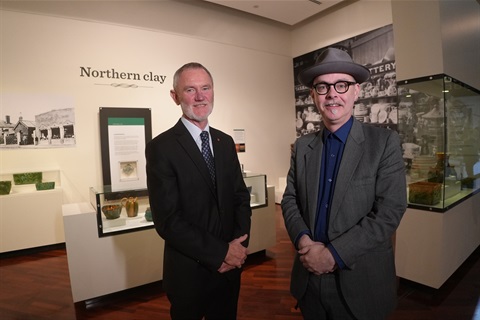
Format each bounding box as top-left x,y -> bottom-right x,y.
323,116 -> 353,144
180,117 -> 210,138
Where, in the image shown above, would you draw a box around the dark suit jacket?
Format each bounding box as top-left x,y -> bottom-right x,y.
145,119 -> 251,295
282,119 -> 407,320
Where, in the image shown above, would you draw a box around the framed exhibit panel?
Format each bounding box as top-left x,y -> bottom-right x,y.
99,107 -> 152,200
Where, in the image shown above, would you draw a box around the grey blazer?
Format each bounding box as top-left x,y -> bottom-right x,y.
281,119 -> 407,320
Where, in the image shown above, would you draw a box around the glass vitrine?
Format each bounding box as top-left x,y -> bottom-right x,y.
90,186 -> 153,237
243,172 -> 268,208
397,74 -> 480,211
91,173 -> 268,237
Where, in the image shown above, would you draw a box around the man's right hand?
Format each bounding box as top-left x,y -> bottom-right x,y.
218,234 -> 248,273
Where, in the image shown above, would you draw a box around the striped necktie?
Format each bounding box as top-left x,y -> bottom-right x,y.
200,131 -> 216,185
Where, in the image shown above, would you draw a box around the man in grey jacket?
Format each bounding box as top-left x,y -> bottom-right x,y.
281,48 -> 407,320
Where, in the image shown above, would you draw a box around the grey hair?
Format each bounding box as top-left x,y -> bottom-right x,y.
172,62 -> 214,90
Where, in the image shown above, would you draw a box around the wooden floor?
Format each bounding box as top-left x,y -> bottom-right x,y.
1,205 -> 479,320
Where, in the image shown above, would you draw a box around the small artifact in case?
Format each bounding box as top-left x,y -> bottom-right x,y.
0,181 -> 12,195
102,204 -> 122,219
409,181 -> 442,205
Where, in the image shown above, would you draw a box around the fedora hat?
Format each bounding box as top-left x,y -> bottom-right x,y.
298,47 -> 370,87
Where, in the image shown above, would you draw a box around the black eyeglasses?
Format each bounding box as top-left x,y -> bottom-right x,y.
312,81 -> 357,95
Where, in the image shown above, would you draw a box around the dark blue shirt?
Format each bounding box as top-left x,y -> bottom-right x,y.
315,117 -> 353,269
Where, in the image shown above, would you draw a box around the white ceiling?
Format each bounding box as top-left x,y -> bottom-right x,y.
203,0 -> 345,26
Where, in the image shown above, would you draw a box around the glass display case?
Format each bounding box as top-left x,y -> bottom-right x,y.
397,74 -> 480,211
243,172 -> 268,208
90,186 -> 153,237
91,173 -> 268,237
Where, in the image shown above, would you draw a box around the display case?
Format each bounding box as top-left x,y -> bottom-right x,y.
90,186 -> 153,237
92,173 -> 268,237
397,74 -> 480,211
243,172 -> 268,208
0,169 -> 64,253
0,169 -> 61,195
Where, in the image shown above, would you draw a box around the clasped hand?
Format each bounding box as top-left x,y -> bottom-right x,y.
298,235 -> 336,275
218,234 -> 248,273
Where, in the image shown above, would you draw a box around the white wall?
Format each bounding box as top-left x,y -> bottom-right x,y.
291,0 -> 394,58
0,8 -> 295,203
1,0 -> 477,207
392,0 -> 480,88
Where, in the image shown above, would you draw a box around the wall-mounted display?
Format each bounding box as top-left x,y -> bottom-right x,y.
92,173 -> 268,237
397,74 -> 480,211
99,107 -> 152,200
0,94 -> 75,149
292,25 -> 479,212
293,25 -> 396,137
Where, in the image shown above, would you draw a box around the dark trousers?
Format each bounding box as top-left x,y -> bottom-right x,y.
298,273 -> 357,320
167,272 -> 241,320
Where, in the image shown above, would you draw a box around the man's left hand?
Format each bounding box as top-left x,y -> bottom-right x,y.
298,242 -> 336,275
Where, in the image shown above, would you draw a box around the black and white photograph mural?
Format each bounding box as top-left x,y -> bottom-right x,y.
293,24 -> 396,138
0,94 -> 75,148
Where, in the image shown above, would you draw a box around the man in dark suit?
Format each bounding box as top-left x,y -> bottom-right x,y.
146,62 -> 251,320
282,48 -> 407,320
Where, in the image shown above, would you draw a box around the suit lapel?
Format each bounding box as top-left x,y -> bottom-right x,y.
305,132 -> 323,229
174,121 -> 217,195
329,121 -> 365,222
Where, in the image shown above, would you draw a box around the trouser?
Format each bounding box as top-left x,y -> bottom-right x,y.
298,272 -> 357,320
167,272 -> 241,320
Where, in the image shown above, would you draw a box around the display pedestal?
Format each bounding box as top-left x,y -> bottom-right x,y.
395,191 -> 480,288
63,202 -> 164,303
248,186 -> 276,254
63,186 -> 276,303
0,188 -> 64,253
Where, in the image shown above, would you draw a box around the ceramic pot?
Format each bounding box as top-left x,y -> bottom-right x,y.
121,197 -> 139,217
101,204 -> 122,219
0,181 -> 12,195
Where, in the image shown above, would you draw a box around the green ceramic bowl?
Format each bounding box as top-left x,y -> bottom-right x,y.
35,182 -> 55,191
101,204 -> 122,219
0,181 -> 12,195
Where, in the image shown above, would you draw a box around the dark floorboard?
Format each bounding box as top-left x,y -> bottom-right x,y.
1,205 -> 479,319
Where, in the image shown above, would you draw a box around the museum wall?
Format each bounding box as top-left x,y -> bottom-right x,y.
291,1 -> 394,58
0,0 -> 293,57
3,0 -> 475,207
0,1 -> 403,205
0,8 -> 294,203
391,0 -> 480,89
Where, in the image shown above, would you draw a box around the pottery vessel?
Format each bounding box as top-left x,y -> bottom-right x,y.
101,204 -> 122,219
121,197 -> 139,217
0,181 -> 12,195
144,207 -> 153,221
35,181 -> 55,191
